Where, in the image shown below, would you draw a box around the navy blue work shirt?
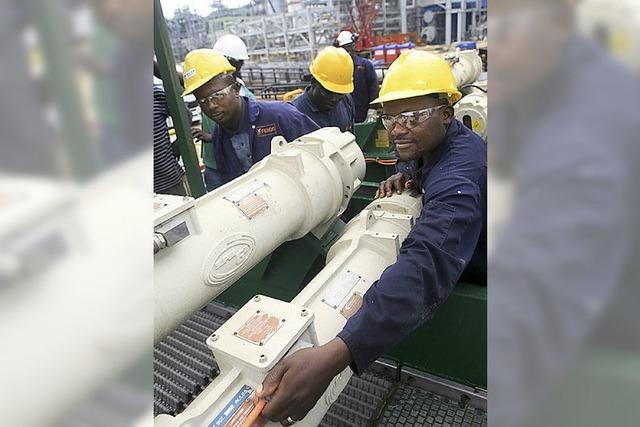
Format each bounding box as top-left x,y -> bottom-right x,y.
352,55 -> 380,122
291,87 -> 355,133
212,96 -> 319,184
337,118 -> 487,373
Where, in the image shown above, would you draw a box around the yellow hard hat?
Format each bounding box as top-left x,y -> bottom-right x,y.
372,49 -> 462,105
309,46 -> 354,94
181,49 -> 235,96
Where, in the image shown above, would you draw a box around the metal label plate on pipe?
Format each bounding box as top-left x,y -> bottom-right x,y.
224,180 -> 270,219
236,313 -> 282,345
209,384 -> 265,427
322,270 -> 361,309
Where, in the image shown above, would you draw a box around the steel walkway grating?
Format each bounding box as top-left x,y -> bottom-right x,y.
153,301 -> 488,426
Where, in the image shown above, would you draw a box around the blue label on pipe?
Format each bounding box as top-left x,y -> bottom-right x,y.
209,384 -> 253,427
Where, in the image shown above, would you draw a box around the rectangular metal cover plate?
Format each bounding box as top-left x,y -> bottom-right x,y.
224,180 -> 269,219
236,313 -> 282,345
322,270 -> 361,309
340,292 -> 364,319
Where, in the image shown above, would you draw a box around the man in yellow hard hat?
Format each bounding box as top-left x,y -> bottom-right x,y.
182,49 -> 319,185
292,47 -> 355,132
193,35 -> 257,191
255,50 -> 487,425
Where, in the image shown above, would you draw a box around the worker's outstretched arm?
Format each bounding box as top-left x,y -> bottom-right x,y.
257,173 -> 483,422
338,174 -> 483,373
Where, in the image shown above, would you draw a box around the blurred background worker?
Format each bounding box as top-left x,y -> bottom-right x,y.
153,84 -> 187,196
334,30 -> 379,123
256,50 -> 487,425
292,46 -> 355,132
213,34 -> 253,98
194,34 -> 255,191
183,49 -> 318,186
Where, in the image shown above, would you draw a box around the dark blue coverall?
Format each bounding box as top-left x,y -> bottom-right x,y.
212,96 -> 319,184
292,87 -> 355,133
337,118 -> 487,373
352,55 -> 380,123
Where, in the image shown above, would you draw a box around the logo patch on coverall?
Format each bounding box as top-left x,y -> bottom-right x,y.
255,124 -> 277,137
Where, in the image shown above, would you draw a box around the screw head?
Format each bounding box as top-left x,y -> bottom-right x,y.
259,354 -> 268,363
211,334 -> 218,342
301,309 -> 308,317
253,296 -> 261,302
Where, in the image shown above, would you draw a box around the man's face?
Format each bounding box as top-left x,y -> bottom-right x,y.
383,95 -> 452,161
309,81 -> 344,111
193,74 -> 241,128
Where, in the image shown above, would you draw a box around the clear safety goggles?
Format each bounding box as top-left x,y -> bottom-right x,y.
197,83 -> 235,105
381,105 -> 448,131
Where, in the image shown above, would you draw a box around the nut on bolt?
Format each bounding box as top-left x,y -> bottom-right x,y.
253,296 -> 261,302
301,309 -> 308,317
210,334 -> 218,342
259,354 -> 268,363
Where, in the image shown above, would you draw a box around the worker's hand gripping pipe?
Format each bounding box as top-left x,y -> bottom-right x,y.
154,192 -> 423,427
154,128 -> 366,343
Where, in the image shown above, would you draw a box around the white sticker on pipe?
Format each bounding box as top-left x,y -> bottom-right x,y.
225,180 -> 268,203
322,270 -> 361,309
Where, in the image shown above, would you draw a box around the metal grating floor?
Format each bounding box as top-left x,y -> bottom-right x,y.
319,371 -> 392,426
153,302 -> 234,416
379,384 -> 487,427
153,301 -> 487,426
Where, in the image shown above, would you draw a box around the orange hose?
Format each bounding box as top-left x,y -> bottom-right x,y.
365,157 -> 397,166
240,398 -> 267,427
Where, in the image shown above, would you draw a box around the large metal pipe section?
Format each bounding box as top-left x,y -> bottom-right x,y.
444,48 -> 483,88
375,48 -> 483,94
154,192 -> 423,427
154,128 -> 366,343
455,87 -> 488,142
1,155 -> 152,426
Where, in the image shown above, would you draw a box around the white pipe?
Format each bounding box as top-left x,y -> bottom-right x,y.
0,154 -> 152,426
444,48 -> 483,88
154,192 -> 423,427
455,90 -> 488,142
154,128 -> 365,343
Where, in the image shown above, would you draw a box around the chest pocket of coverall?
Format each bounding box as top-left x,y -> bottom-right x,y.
230,133 -> 252,173
423,199 -> 456,248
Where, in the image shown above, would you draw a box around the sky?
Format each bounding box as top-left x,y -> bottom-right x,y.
161,0 -> 251,19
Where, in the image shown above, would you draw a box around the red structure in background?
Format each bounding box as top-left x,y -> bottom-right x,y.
346,0 -> 378,50
376,33 -> 421,46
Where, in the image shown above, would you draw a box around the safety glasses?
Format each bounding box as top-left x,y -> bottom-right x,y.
381,105 -> 448,130
197,83 -> 235,105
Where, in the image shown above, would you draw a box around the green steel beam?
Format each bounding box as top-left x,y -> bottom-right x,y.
26,0 -> 95,180
154,0 -> 206,197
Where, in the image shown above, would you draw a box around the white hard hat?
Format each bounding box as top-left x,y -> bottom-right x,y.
335,30 -> 356,47
213,34 -> 249,61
